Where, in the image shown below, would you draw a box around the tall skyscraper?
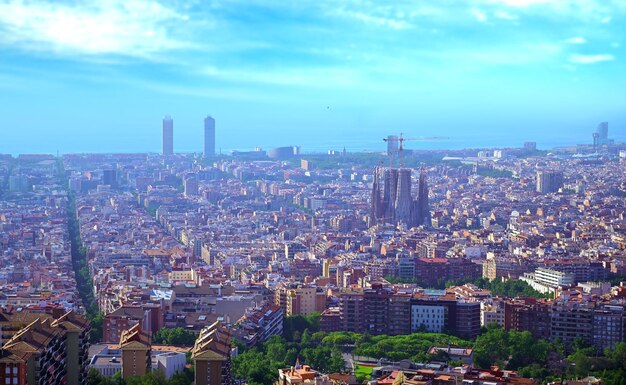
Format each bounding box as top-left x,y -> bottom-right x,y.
596,122 -> 609,145
204,115 -> 215,158
163,116 -> 174,156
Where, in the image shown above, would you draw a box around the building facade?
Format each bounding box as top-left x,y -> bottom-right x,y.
204,116 -> 216,158
192,321 -> 232,385
163,116 -> 174,156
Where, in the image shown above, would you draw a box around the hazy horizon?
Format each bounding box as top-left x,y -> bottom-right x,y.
1,0 -> 625,154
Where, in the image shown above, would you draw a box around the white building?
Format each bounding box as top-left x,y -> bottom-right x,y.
411,304 -> 445,333
520,268 -> 574,294
89,347 -> 122,377
152,352 -> 187,379
535,268 -> 574,287
90,346 -> 187,379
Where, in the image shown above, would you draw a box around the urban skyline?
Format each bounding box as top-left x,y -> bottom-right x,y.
160,114 -> 216,157
2,1 -> 626,384
1,1 -> 625,154
0,115 -> 621,156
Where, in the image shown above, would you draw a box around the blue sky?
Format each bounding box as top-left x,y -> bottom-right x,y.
0,0 -> 624,154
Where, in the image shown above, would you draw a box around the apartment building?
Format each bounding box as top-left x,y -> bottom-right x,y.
504,298 -> 551,340
192,321 -> 233,385
0,311 -> 90,385
339,290 -> 365,333
120,323 -> 152,379
275,285 -> 326,316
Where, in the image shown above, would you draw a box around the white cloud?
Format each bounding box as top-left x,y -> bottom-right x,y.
566,37 -> 587,44
200,65 -> 359,87
0,0 -> 192,59
329,6 -> 413,30
351,12 -> 413,30
471,8 -> 488,22
494,11 -> 518,20
490,0 -> 549,7
569,54 -> 614,64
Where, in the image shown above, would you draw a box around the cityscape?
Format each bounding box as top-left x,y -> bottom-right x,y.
1,1 -> 626,385
1,116 -> 626,385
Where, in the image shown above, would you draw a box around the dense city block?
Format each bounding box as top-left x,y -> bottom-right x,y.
1,138 -> 626,385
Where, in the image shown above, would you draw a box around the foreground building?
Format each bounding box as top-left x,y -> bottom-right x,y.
120,323 -> 152,379
0,311 -> 90,385
192,321 -> 233,385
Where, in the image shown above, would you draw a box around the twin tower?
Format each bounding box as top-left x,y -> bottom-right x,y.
162,115 -> 215,158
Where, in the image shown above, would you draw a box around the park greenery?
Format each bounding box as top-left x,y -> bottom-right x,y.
233,314 -> 626,385
283,312 -> 321,342
474,324 -> 626,385
152,327 -> 198,346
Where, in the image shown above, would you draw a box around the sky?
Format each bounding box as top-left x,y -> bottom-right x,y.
0,0 -> 625,154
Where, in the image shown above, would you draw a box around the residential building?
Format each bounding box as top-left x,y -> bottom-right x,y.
0,311 -> 90,385
192,321 -> 233,385
120,324 -> 152,379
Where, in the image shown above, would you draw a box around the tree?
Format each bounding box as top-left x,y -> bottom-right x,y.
606,342 -> 626,371
153,327 -> 197,346
301,329 -> 312,348
329,348 -> 346,373
283,313 -> 321,342
89,312 -> 104,343
87,368 -> 114,385
473,325 -> 510,369
567,350 -> 592,378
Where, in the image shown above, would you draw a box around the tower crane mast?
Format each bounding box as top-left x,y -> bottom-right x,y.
383,133 -> 449,167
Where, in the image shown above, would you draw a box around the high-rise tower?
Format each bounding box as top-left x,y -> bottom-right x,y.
204,116 -> 215,158
162,116 -> 173,156
596,122 -> 609,145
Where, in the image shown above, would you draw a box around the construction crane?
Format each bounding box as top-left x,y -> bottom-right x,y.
383,133 -> 449,167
